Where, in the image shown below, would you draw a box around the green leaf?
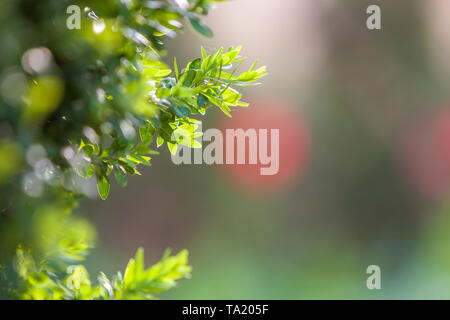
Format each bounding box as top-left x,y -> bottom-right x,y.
167,142 -> 178,155
96,175 -> 110,200
120,162 -> 135,175
188,58 -> 201,70
173,57 -> 179,80
139,124 -> 154,144
135,145 -> 150,154
197,93 -> 209,107
113,166 -> 128,187
182,70 -> 196,87
172,104 -> 191,117
157,135 -> 164,147
82,144 -> 94,157
201,46 -> 207,60
123,258 -> 136,289
135,247 -> 144,279
155,69 -> 172,77
189,17 -> 213,38
85,164 -> 94,179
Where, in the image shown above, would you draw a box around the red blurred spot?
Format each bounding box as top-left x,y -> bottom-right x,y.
218,99 -> 310,192
400,107 -> 450,199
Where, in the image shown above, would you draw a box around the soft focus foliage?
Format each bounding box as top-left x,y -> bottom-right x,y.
0,0 -> 264,299
16,247 -> 190,300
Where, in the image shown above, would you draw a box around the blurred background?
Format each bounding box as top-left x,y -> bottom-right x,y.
78,0 -> 450,298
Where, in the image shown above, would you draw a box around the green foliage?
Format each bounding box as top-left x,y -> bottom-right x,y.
0,0 -> 265,299
77,45 -> 265,196
16,247 -> 190,300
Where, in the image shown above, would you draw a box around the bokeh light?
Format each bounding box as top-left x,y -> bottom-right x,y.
400,107 -> 450,200
218,99 -> 310,192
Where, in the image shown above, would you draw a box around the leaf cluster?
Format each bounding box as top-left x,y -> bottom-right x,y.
16,247 -> 189,300
0,0 -> 265,300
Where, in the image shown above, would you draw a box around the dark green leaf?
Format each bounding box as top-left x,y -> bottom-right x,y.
197,93 -> 209,107
172,104 -> 191,117
189,17 -> 213,38
114,166 -> 127,187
